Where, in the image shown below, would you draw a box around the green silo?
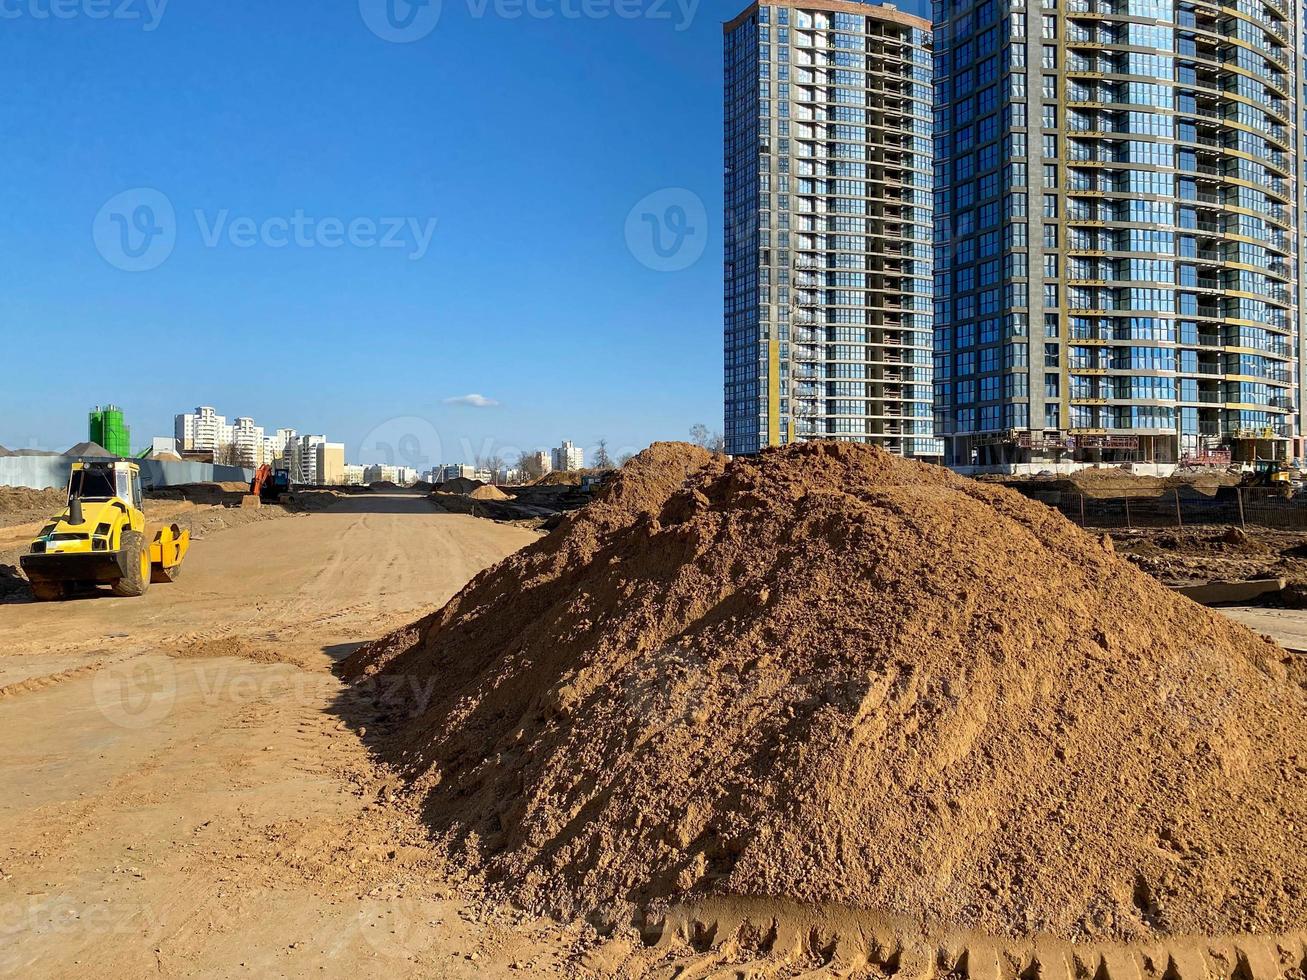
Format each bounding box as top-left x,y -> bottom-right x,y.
89,405 -> 131,457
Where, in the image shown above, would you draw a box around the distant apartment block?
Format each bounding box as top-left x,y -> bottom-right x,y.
552,440 -> 585,472
318,442 -> 346,486
724,0 -> 938,457
230,417 -> 266,469
364,464 -> 419,485
298,435 -> 325,485
431,463 -> 493,484
175,406 -> 233,454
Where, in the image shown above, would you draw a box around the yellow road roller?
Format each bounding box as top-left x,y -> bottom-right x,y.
20,460 -> 189,601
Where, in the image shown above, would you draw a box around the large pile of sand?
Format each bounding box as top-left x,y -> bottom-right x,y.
345,442 -> 1307,944
468,484 -> 512,501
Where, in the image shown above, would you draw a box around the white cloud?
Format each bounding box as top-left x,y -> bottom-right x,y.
443,393 -> 500,408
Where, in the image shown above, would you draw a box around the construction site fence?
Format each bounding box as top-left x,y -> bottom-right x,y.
0,455 -> 253,492
1029,488 -> 1307,531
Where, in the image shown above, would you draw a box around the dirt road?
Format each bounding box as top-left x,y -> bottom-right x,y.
0,492 -> 595,978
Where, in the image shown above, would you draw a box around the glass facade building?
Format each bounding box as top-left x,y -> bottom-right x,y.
933,0 -> 1301,467
724,0 -> 940,458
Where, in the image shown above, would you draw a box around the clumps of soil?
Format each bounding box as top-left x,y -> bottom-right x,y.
529,470 -> 585,487
0,486 -> 66,517
344,442 -> 1307,944
1068,467 -> 1170,497
982,467 -> 1243,500
1114,527 -> 1307,593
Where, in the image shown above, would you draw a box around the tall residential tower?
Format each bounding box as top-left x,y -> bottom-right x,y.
933,0 -> 1300,468
724,0 -> 939,457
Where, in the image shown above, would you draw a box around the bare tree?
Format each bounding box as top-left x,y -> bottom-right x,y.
485,454 -> 506,483
617,452 -> 635,468
214,442 -> 245,468
593,439 -> 613,470
517,451 -> 546,482
690,424 -> 726,454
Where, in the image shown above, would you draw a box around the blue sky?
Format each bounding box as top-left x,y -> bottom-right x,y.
0,0 -> 924,467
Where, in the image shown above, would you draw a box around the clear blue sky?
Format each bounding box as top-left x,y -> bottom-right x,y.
0,0 -> 924,467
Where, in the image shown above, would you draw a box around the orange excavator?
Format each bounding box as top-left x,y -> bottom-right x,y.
249,465 -> 291,504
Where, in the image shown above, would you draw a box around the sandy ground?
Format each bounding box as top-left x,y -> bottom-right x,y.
0,492 -> 617,979
3,490 -> 1305,978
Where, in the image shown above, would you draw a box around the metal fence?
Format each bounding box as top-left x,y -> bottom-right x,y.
0,456 -> 253,491
1025,487 -> 1307,531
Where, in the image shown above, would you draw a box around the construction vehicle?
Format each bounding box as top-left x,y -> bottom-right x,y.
1242,458 -> 1295,499
249,464 -> 291,503
20,460 -> 190,601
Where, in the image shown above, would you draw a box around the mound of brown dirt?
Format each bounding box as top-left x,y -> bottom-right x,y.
344,442 -> 1307,944
0,486 -> 66,515
530,470 -> 584,487
439,477 -> 484,494
468,484 -> 512,501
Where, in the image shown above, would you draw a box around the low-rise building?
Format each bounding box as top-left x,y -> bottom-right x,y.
318,442 -> 346,486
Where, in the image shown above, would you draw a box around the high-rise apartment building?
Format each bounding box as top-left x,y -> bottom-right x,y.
724,0 -> 939,457
552,440 -> 585,472
175,406 -> 233,454
933,0 -> 1299,468
230,417 -> 266,469
299,435 -> 325,485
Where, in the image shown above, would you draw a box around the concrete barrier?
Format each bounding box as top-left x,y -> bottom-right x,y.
0,456 -> 253,491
